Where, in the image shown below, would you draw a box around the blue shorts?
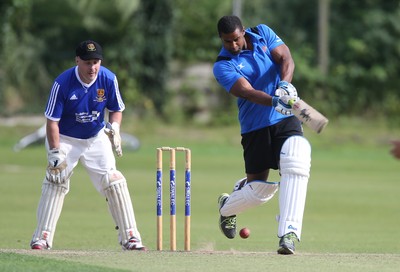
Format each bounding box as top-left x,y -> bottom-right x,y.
241,116 -> 303,174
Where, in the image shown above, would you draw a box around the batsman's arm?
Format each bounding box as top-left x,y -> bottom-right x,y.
271,44 -> 295,83
230,78 -> 274,106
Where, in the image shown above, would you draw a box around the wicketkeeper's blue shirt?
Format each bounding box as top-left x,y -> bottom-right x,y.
213,24 -> 290,134
45,66 -> 125,139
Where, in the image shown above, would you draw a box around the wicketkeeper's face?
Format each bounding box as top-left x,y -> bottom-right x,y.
220,28 -> 246,55
76,57 -> 102,84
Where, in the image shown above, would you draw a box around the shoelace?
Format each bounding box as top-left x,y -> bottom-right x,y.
222,216 -> 236,229
282,233 -> 297,243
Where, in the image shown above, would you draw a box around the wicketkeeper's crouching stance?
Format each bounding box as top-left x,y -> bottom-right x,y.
30,40 -> 145,251
30,122 -> 146,251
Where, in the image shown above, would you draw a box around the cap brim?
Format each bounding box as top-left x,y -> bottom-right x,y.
79,53 -> 103,60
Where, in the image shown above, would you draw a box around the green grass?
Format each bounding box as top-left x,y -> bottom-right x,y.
1,116 -> 400,271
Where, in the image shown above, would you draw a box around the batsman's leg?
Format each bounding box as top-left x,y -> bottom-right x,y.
220,179 -> 279,216
277,136 -> 311,254
102,170 -> 146,250
31,179 -> 70,249
218,177 -> 279,239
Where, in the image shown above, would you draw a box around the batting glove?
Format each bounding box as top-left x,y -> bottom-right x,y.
105,122 -> 123,157
46,148 -> 70,184
272,95 -> 296,116
275,81 -> 298,98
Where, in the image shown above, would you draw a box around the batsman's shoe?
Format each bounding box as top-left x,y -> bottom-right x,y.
31,240 -> 50,250
218,193 -> 237,239
277,232 -> 298,255
122,237 -> 147,251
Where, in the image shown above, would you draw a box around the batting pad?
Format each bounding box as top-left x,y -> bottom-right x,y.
220,180 -> 279,216
278,136 -> 311,240
102,170 -> 143,247
233,177 -> 247,191
32,180 -> 69,248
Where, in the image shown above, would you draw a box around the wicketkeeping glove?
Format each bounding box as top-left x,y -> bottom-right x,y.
46,148 -> 70,184
104,122 -> 123,157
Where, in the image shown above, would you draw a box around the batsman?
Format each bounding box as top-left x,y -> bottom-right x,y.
213,16 -> 311,254
30,40 -> 146,251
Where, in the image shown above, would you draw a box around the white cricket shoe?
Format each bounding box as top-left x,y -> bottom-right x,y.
122,237 -> 147,251
31,239 -> 50,250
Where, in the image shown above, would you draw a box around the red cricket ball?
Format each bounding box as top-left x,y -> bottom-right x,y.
239,228 -> 250,239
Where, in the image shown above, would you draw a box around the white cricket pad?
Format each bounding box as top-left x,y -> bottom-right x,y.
233,177 -> 247,191
278,136 -> 311,240
220,180 -> 279,216
102,170 -> 143,247
31,180 -> 69,248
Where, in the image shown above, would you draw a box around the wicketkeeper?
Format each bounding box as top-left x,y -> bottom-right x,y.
30,40 -> 146,250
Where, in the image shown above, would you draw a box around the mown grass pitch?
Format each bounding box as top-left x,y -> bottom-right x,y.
1,249 -> 400,272
0,117 -> 399,271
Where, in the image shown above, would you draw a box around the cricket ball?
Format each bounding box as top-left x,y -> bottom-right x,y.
239,228 -> 250,239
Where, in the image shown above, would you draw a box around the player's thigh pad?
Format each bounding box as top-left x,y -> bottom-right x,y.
280,136 -> 311,177
220,180 -> 279,216
32,179 -> 69,248
102,170 -> 141,244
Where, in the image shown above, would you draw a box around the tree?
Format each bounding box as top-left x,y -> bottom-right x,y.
328,0 -> 400,115
134,0 -> 173,116
1,0 -> 400,122
0,0 -> 142,114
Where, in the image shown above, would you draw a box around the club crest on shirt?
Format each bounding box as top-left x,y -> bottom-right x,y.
94,89 -> 106,102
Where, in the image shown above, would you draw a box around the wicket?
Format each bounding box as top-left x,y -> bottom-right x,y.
156,147 -> 191,251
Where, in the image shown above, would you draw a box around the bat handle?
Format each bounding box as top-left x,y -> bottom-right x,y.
288,99 -> 296,106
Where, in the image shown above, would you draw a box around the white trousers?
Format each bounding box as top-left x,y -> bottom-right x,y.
52,129 -> 116,195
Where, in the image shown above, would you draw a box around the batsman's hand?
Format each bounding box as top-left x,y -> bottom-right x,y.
46,148 -> 70,184
272,95 -> 297,116
105,122 -> 123,157
275,81 -> 298,98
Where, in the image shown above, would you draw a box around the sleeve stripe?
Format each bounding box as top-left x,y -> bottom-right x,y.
45,82 -> 60,117
114,76 -> 125,110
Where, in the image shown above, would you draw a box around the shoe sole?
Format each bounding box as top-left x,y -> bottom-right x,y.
31,245 -> 48,250
277,247 -> 295,255
125,247 -> 147,251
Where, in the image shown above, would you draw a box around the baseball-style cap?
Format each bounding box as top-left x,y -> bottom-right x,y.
76,40 -> 103,60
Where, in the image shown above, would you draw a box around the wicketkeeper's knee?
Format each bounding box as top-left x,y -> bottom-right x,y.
101,169 -> 126,189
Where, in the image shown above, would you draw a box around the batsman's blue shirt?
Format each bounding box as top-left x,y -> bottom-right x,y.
45,66 -> 125,139
213,24 -> 290,134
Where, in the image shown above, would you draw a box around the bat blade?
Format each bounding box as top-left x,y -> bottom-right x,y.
290,99 -> 328,133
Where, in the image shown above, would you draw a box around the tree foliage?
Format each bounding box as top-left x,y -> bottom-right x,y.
134,0 -> 173,116
0,0 -> 399,124
328,0 -> 400,117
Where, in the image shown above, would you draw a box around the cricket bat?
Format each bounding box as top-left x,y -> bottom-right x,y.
289,99 -> 329,133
